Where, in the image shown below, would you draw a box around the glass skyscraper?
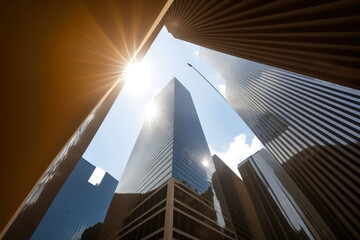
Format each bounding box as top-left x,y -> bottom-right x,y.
239,149 -> 335,240
200,48 -> 360,239
30,158 -> 118,240
100,78 -> 237,240
212,154 -> 265,240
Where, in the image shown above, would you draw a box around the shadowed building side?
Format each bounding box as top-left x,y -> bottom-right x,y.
212,155 -> 265,240
1,0 -> 173,237
239,149 -> 336,240
164,0 -> 360,89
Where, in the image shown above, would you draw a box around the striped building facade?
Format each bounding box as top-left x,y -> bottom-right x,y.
164,0 -> 360,89
238,149 -> 335,240
200,48 -> 360,239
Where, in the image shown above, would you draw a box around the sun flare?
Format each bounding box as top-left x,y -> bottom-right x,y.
124,60 -> 151,94
146,102 -> 158,121
202,159 -> 209,167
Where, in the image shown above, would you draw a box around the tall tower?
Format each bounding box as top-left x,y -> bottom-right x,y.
164,0 -> 360,89
100,78 -> 237,239
30,158 -> 118,240
200,48 -> 360,239
211,155 -> 265,240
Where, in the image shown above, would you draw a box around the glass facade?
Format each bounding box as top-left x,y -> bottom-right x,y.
116,81 -> 175,194
212,154 -> 265,240
200,48 -> 360,239
239,149 -> 335,239
100,78 -> 236,239
30,158 -> 118,240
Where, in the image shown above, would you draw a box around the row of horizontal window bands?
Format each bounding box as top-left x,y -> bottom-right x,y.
231,82 -> 360,181
119,131 -> 172,192
174,180 -> 215,213
173,145 -> 210,177
166,0 -> 359,30
226,95 -> 359,230
228,62 -> 359,130
227,74 -> 360,182
172,158 -> 212,194
224,57 -> 358,231
268,66 -> 360,106
174,184 -> 233,229
115,201 -> 166,239
172,169 -> 214,207
32,176 -> 110,238
241,82 -> 360,202
172,175 -> 232,222
173,211 -> 234,240
127,133 -> 172,192
175,180 -> 232,221
253,69 -> 360,143
123,185 -> 167,227
173,151 -> 210,189
226,89 -> 360,192
129,182 -> 167,210
173,135 -> 210,160
129,137 -> 173,192
173,143 -> 211,168
173,171 -> 207,202
232,89 -> 360,181
174,200 -> 236,238
116,211 -> 165,240
259,69 -> 360,133
133,152 -> 172,193
268,69 -> 360,114
142,170 -> 172,196
231,64 -> 360,147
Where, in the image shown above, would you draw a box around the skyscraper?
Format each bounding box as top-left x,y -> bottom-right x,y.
164,0 -> 360,89
200,48 -> 360,239
238,149 -> 335,240
100,78 -> 237,240
30,158 -> 117,240
212,154 -> 265,240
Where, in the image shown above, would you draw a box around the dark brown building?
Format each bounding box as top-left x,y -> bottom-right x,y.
0,0 -> 173,237
164,0 -> 360,90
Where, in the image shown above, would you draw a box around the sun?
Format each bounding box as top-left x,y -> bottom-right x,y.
124,60 -> 151,94
202,159 -> 209,167
146,102 -> 158,121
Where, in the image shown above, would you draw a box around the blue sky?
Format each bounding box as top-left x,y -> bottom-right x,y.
83,27 -> 262,180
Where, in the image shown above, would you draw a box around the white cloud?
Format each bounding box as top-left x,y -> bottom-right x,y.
210,134 -> 263,177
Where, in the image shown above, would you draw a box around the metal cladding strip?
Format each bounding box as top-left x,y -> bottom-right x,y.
200,48 -> 360,239
164,0 -> 360,89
